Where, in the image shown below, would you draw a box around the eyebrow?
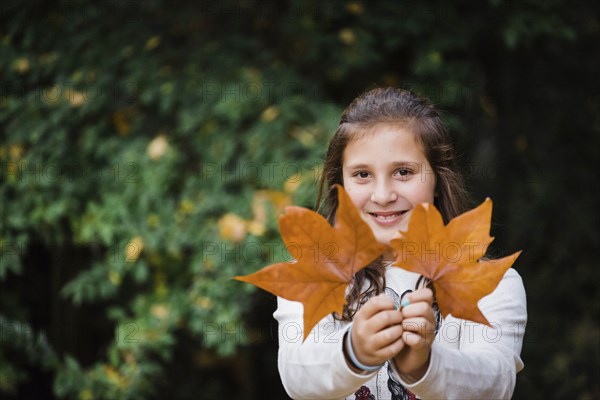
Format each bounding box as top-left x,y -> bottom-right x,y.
344,161 -> 421,170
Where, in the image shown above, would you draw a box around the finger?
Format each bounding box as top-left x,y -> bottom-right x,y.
401,302 -> 435,320
369,309 -> 404,332
377,336 -> 405,360
402,318 -> 436,348
402,317 -> 434,334
404,288 -> 433,306
354,308 -> 403,342
349,324 -> 401,367
369,324 -> 404,350
355,334 -> 405,366
356,294 -> 396,320
402,329 -> 433,348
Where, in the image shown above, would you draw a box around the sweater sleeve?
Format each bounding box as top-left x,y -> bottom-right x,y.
273,297 -> 379,399
391,268 -> 527,399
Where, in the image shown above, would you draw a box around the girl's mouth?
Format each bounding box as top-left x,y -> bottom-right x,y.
366,210 -> 408,226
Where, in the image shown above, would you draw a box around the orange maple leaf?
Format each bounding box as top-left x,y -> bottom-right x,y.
390,199 -> 521,326
234,184 -> 388,339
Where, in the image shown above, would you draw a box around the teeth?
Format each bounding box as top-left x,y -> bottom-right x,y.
371,212 -> 401,220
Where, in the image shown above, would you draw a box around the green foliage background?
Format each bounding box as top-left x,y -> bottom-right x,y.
1,0 -> 598,399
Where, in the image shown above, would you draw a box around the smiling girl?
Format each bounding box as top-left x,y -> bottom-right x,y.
274,87 -> 526,399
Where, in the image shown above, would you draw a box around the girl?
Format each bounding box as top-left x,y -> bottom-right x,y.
273,87 -> 527,399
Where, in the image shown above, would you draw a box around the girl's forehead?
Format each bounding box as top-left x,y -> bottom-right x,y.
342,125 -> 426,163
349,121 -> 416,138
346,124 -> 423,151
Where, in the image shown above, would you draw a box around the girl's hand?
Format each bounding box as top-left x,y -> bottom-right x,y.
393,288 -> 436,381
347,294 -> 405,369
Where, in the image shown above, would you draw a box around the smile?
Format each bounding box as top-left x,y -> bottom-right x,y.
366,210 -> 408,226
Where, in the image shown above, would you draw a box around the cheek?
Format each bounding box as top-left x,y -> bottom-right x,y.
408,179 -> 436,203
342,182 -> 368,209
419,166 -> 436,202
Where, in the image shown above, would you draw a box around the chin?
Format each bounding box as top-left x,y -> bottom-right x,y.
365,223 -> 398,246
373,231 -> 395,246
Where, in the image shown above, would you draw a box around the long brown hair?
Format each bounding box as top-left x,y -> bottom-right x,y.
316,87 -> 471,321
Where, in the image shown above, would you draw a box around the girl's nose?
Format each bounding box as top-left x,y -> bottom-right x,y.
370,183 -> 398,204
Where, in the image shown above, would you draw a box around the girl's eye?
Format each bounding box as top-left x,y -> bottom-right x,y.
395,168 -> 412,177
354,171 -> 370,179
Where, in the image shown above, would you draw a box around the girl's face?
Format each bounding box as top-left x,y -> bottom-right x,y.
342,125 -> 436,249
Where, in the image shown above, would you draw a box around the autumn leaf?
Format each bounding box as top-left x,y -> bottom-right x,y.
390,199 -> 521,326
234,184 -> 388,339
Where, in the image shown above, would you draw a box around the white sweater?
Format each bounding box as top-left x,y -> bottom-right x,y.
274,267 -> 527,399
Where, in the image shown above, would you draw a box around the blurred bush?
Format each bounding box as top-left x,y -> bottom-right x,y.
1,0 -> 598,399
